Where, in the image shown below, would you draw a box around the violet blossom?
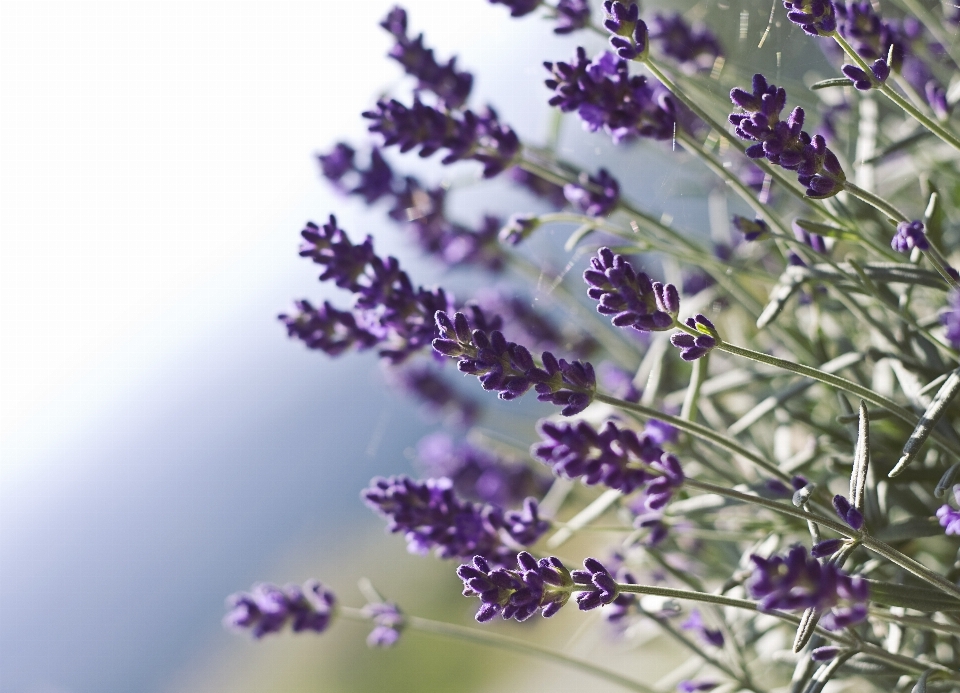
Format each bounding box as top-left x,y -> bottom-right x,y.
224,580 -> 336,638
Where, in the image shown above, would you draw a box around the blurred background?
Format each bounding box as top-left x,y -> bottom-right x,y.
0,1 -> 792,692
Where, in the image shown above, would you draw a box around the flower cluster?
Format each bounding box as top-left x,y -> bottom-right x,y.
832,494 -> 865,530
416,432 -> 550,507
891,220 -> 929,254
783,0 -> 837,36
584,247 -> 680,331
223,581 -> 336,638
544,48 -> 677,143
532,419 -> 684,504
553,0 -> 591,34
433,310 -> 596,415
748,545 -> 869,629
670,315 -> 719,361
380,7 -> 473,109
937,486 -> 960,536
458,552 -> 574,622
564,168 -> 620,217
602,1 -> 648,61
729,74 -> 846,198
362,475 -> 548,566
361,601 -> 405,647
280,216 -> 452,363
364,99 -> 519,178
649,13 -> 721,71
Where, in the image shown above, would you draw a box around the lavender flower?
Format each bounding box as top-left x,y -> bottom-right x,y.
478,292 -> 598,359
571,556 -> 621,610
936,486 -> 960,535
380,7 -> 473,109
564,168 -> 620,217
891,220 -> 929,254
832,494 -> 865,530
729,74 -> 846,198
224,580 -> 336,638
841,58 -> 890,90
317,142 -> 355,183
486,0 -> 540,18
941,293 -> 960,349
748,545 -> 869,629
362,475 -> 548,566
532,419 -> 684,503
649,13 -> 722,71
544,48 -> 677,143
433,310 -> 596,415
812,538 -> 845,557
285,216 -> 454,363
783,0 -> 838,36
584,247 -> 680,331
669,314 -> 719,361
793,220 -> 828,254
499,213 -> 539,245
811,646 -> 842,661
681,609 -> 724,648
602,1 -> 648,61
553,0 -> 591,34
361,601 -> 405,647
458,552 -> 573,622
364,99 -> 519,178
678,682 -> 718,693
416,432 -> 550,507
732,215 -> 770,242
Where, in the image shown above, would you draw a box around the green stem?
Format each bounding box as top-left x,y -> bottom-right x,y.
682,478 -> 960,602
831,32 -> 960,153
685,332 -> 960,459
339,607 -> 657,693
594,391 -> 790,482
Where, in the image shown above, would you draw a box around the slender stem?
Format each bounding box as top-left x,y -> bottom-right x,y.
680,354 -> 707,423
682,478 -> 960,602
843,180 -> 907,222
831,32 -> 960,152
682,333 -> 960,459
640,57 -> 848,227
339,607 -> 658,693
595,391 -> 791,482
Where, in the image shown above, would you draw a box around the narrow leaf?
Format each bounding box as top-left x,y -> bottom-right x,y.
866,578 -> 960,612
912,669 -> 933,693
811,77 -> 854,90
793,607 -> 822,653
890,368 -> 960,477
851,400 -> 869,511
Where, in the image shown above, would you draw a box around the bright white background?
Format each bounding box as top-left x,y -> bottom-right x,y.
0,3 -> 576,692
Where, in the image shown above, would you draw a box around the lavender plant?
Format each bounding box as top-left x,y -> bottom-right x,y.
226,1 -> 960,690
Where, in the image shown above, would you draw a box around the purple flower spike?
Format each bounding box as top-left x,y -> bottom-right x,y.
811,646 -> 841,661
554,0 -> 591,34
941,293 -> 960,349
380,7 -> 474,109
783,0 -> 838,36
730,74 -> 845,198
841,58 -> 889,90
748,545 -> 869,629
732,215 -> 770,241
681,610 -> 725,648
585,248 -> 679,331
678,682 -> 718,693
224,580 -> 336,639
572,557 -> 620,610
891,220 -> 929,254
499,213 -> 540,245
650,13 -> 722,72
487,0 -> 541,18
937,486 -> 960,535
602,1 -> 648,60
433,309 -> 596,415
317,142 -> 356,183
670,314 -> 719,361
532,418 -> 684,499
458,552 -> 574,622
363,475 -> 548,567
544,48 -> 677,143
362,602 -> 405,648
812,538 -> 845,557
832,495 -> 865,530
564,168 -> 620,217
